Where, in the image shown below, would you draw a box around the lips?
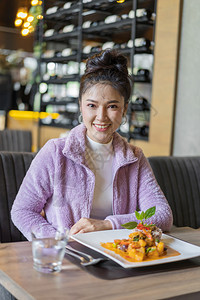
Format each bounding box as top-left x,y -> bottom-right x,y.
93,124 -> 110,129
93,123 -> 111,131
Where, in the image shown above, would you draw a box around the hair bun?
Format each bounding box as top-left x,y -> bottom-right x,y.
85,49 -> 128,76
80,49 -> 132,104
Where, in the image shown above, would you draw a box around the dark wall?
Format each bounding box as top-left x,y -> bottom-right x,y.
0,0 -> 18,28
0,29 -> 34,52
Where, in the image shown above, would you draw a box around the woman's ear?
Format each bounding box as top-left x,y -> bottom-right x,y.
79,100 -> 82,112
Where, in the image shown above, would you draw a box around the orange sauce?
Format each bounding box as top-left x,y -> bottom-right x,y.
101,243 -> 180,262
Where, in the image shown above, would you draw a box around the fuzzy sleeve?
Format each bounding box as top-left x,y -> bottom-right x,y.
11,139 -> 58,240
105,151 -> 173,232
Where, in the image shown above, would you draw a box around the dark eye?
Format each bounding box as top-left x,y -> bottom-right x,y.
88,104 -> 96,108
109,105 -> 118,109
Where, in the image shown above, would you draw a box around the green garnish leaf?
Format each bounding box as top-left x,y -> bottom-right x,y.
135,211 -> 141,220
121,221 -> 138,229
121,206 -> 156,228
144,206 -> 156,219
140,211 -> 145,220
135,210 -> 145,221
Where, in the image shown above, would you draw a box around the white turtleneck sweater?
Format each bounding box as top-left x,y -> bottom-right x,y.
85,135 -> 114,219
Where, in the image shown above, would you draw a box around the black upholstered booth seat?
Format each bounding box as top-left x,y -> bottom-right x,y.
0,151 -> 35,243
148,156 -> 200,229
0,129 -> 32,152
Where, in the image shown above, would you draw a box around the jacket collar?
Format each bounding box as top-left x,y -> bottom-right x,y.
112,131 -> 138,170
62,124 -> 138,167
62,124 -> 87,165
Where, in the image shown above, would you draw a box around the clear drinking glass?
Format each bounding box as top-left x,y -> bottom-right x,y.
31,228 -> 69,273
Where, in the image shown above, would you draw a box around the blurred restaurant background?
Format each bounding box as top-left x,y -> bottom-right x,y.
0,0 -> 199,156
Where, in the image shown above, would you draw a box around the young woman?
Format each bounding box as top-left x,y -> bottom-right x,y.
11,49 -> 173,240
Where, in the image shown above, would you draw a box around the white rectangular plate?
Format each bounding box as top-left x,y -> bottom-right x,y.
71,229 -> 200,268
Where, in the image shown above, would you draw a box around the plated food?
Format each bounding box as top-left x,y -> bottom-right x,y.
71,229 -> 200,268
70,205 -> 200,268
101,206 -> 172,262
101,222 -> 166,262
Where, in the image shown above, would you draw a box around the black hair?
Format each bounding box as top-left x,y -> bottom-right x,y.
79,49 -> 133,106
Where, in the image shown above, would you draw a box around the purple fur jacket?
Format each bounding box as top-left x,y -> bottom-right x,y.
11,124 -> 173,240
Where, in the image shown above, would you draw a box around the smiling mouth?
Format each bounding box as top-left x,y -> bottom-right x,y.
93,124 -> 110,129
93,123 -> 110,131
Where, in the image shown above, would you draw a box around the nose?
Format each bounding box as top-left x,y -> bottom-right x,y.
96,106 -> 108,121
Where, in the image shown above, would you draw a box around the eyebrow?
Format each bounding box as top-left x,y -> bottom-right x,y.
86,99 -> 120,103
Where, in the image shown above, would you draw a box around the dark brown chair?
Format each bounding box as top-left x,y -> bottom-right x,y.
0,151 -> 36,242
0,129 -> 32,152
148,156 -> 200,228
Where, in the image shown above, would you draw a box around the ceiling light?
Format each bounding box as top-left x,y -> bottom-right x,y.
31,0 -> 39,6
27,15 -> 34,22
15,19 -> 23,27
21,28 -> 29,36
23,22 -> 30,28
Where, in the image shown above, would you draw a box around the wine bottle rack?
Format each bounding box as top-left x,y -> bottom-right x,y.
37,0 -> 157,141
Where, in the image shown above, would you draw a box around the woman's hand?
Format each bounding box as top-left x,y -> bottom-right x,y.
69,218 -> 112,235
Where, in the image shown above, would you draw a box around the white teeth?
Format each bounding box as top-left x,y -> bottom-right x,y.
94,124 -> 109,129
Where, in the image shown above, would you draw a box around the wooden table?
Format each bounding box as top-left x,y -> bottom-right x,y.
0,227 -> 200,300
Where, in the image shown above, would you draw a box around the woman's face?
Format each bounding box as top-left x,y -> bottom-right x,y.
80,84 -> 127,144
